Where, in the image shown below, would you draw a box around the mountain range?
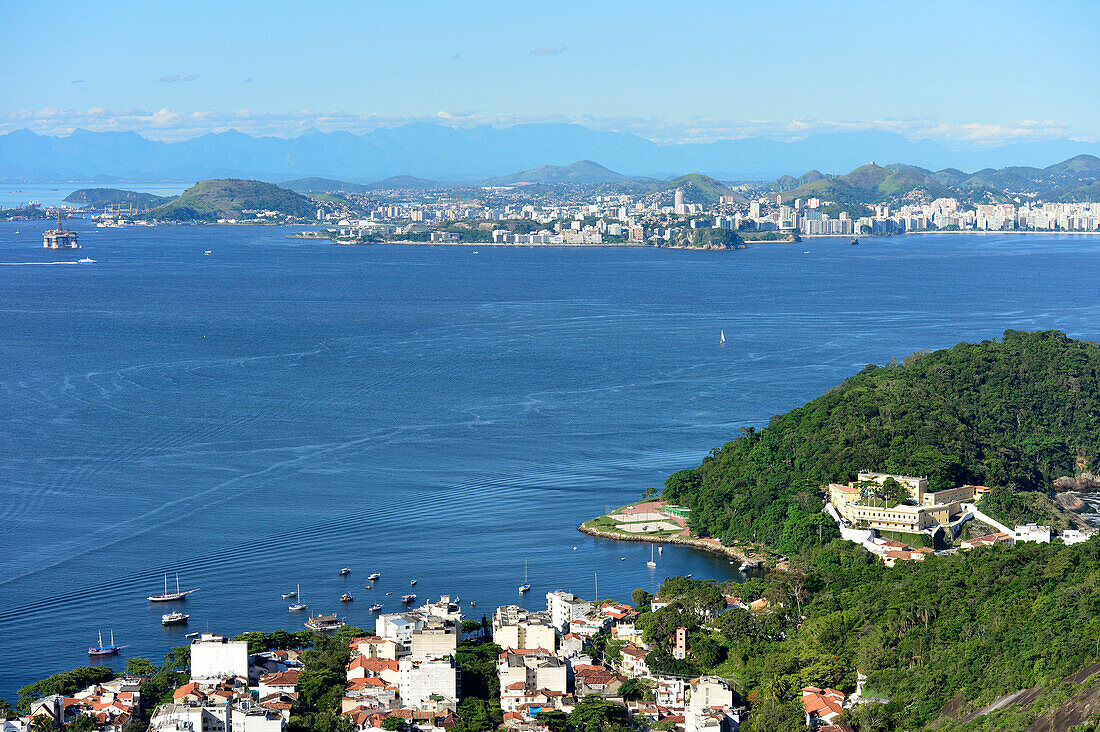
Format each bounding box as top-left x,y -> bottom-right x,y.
3,124 -> 1100,183
777,155 -> 1100,204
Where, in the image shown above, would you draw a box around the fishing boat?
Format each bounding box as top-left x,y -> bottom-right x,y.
519,560 -> 531,593
720,330 -> 726,345
88,630 -> 126,656
368,573 -> 380,581
339,568 -> 350,576
148,573 -> 198,602
369,603 -> 383,612
288,584 -> 306,612
401,594 -> 416,603
78,258 -> 95,264
304,613 -> 345,632
161,611 -> 189,626
340,593 -> 353,603
409,579 -> 417,586
647,546 -> 657,568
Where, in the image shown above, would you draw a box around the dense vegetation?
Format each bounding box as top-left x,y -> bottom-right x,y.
63,189 -> 168,206
664,331 -> 1100,556
144,179 -> 317,221
634,536 -> 1100,731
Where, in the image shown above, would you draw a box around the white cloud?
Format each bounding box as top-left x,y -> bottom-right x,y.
0,107 -> 1091,147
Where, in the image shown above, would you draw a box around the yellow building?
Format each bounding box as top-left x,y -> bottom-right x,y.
831,472 -> 971,532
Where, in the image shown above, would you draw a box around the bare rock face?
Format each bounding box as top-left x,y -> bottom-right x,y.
1054,471 -> 1100,492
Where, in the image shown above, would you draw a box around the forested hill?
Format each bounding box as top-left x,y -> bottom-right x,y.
663,330 -> 1100,555
144,179 -> 317,221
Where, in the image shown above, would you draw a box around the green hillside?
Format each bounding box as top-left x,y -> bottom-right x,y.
778,155 -> 1100,204
63,188 -> 170,206
145,179 -> 318,221
652,173 -> 744,205
779,163 -> 952,205
663,330 -> 1100,556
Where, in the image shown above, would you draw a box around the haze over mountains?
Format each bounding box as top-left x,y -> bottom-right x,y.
3,123 -> 1100,183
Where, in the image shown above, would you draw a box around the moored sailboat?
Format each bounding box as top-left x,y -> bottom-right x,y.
148,573 -> 198,602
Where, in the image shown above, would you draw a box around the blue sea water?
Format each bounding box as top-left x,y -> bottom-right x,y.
1,222 -> 1100,701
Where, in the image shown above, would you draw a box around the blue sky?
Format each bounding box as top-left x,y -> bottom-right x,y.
3,0 -> 1097,146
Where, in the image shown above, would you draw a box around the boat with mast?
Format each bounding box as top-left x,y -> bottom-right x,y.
647,546 -> 657,568
148,573 -> 198,602
88,630 -> 126,656
519,560 -> 531,593
288,584 -> 306,612
720,330 -> 726,345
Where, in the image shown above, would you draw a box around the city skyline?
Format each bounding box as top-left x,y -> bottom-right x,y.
4,0 -> 1098,146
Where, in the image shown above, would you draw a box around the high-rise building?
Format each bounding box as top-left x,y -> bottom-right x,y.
674,188 -> 686,215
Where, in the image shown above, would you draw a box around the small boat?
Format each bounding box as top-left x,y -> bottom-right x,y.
161,611 -> 189,626
647,546 -> 657,568
282,591 -> 297,599
847,238 -> 859,246
88,630 -> 126,656
409,579 -> 417,586
185,632 -> 199,638
369,603 -> 383,612
341,593 -> 353,603
78,258 -> 95,263
686,573 -> 692,578
385,591 -> 393,596
203,250 -> 212,255
304,613 -> 345,632
720,330 -> 726,345
519,560 -> 531,593
401,594 -> 416,603
148,573 -> 199,602
470,601 -> 476,606
288,584 -> 306,612
739,562 -> 750,572
364,584 -> 373,590
368,573 -> 380,581
657,546 -> 663,554
339,568 -> 350,576
620,557 -> 625,561
572,546 -> 577,551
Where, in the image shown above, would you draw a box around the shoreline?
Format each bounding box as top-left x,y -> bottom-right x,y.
577,522 -> 774,569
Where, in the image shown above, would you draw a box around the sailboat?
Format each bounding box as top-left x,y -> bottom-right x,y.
647,546 -> 657,568
148,573 -> 198,602
519,560 -> 531,593
88,630 -> 126,656
720,330 -> 726,345
288,584 -> 306,612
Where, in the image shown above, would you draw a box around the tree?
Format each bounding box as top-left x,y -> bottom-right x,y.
68,715 -> 96,732
124,657 -> 157,678
631,588 -> 652,609
380,716 -> 405,731
618,678 -> 652,702
567,696 -> 633,732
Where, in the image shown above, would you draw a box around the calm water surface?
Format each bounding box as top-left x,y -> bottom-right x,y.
1,223 -> 1099,700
